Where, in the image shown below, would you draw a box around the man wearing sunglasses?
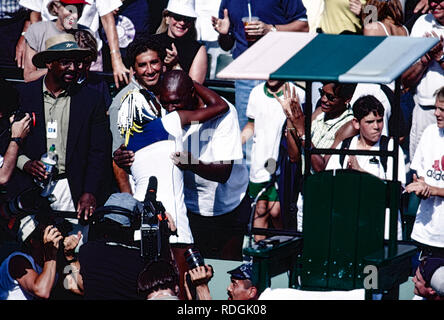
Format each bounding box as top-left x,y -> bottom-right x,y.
12,33 -> 113,234
402,0 -> 444,162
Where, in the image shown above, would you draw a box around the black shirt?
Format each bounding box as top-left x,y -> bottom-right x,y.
152,32 -> 202,73
79,240 -> 146,300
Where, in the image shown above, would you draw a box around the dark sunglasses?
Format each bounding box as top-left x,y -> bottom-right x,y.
58,58 -> 82,68
169,13 -> 195,24
318,88 -> 338,102
429,0 -> 444,7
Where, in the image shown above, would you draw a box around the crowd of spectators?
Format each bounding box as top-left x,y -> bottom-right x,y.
0,0 -> 443,301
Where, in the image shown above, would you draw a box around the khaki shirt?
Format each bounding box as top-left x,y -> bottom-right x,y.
17,80 -> 71,174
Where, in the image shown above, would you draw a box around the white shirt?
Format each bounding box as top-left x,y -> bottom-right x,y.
410,14 -> 444,106
246,82 -> 306,183
19,0 -> 122,50
410,124 -> 444,247
326,135 -> 406,240
195,0 -> 221,42
129,112 -> 192,244
182,102 -> 248,216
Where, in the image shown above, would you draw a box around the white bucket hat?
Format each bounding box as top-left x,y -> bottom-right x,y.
166,0 -> 197,18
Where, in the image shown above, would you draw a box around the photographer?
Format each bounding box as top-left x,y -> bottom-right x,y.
0,217 -> 81,300
77,192 -> 177,300
137,259 -> 180,300
183,264 -> 214,300
0,78 -> 31,187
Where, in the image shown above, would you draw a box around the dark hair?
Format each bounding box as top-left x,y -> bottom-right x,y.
67,28 -> 97,62
323,82 -> 357,100
364,0 -> 404,26
0,78 -> 19,116
160,69 -> 194,93
125,35 -> 166,68
352,95 -> 385,121
137,259 -> 179,297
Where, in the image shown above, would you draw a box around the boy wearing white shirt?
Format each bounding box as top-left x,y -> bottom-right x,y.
326,95 -> 406,239
407,86 -> 444,254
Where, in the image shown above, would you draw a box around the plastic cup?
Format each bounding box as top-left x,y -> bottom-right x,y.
242,16 -> 260,44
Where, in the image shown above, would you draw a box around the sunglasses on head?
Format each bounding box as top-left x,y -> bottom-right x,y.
318,88 -> 338,102
169,13 -> 195,24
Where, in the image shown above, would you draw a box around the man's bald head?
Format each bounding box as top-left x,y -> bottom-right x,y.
160,70 -> 196,112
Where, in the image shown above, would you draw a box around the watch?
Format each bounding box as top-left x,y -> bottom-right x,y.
270,24 -> 277,32
10,137 -> 22,147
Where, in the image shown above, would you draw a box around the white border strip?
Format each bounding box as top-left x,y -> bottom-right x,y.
339,36 -> 438,83
216,32 -> 317,80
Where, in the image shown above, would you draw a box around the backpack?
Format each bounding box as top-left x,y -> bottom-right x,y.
339,135 -> 390,173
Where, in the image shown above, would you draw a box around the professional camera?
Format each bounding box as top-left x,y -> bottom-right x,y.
184,246 -> 206,300
133,176 -> 173,262
11,110 -> 36,127
0,186 -> 72,243
184,247 -> 205,270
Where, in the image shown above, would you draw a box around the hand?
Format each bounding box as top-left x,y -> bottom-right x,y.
165,43 -> 179,68
347,155 -> 363,171
273,83 -> 305,134
406,173 -> 432,199
15,36 -> 26,69
43,225 -> 63,261
211,8 -> 230,35
10,113 -> 31,139
244,20 -> 273,37
23,159 -> 48,180
76,192 -> 96,221
164,212 -> 177,234
349,0 -> 362,16
414,0 -> 429,14
170,151 -> 198,170
111,56 -> 130,89
113,144 -> 135,169
63,231 -> 82,260
425,32 -> 443,62
188,265 -> 213,286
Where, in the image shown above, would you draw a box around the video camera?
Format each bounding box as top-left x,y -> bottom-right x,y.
134,176 -> 172,262
92,176 -> 173,262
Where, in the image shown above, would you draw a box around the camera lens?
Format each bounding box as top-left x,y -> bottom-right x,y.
184,247 -> 204,270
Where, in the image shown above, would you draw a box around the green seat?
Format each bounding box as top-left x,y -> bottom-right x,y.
215,54 -> 234,79
243,236 -> 303,294
300,169 -> 416,298
401,192 -> 420,241
205,53 -> 212,80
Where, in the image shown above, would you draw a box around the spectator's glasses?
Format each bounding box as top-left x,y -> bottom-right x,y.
429,0 -> 444,8
57,58 -> 82,68
169,13 -> 195,24
318,88 -> 338,102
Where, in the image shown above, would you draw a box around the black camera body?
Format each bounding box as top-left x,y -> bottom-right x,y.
11,110 -> 36,128
135,201 -> 169,261
12,110 -> 27,122
133,177 -> 172,262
